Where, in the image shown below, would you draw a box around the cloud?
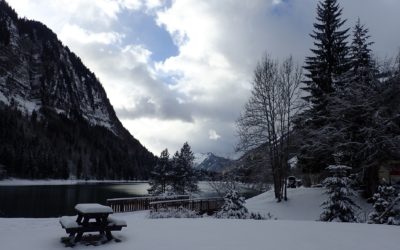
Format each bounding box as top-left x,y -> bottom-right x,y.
60,24 -> 124,45
209,130 -> 221,140
7,0 -> 400,156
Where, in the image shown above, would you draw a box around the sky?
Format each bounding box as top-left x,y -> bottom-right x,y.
7,0 -> 400,158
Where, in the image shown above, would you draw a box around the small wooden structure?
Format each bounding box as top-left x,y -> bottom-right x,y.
150,197 -> 225,214
106,195 -> 189,213
59,203 -> 126,246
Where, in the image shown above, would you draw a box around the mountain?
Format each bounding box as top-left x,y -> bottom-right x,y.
227,144 -> 272,183
227,133 -> 301,183
0,1 -> 155,179
193,152 -> 232,173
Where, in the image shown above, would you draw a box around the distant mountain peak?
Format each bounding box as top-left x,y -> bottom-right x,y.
193,152 -> 232,173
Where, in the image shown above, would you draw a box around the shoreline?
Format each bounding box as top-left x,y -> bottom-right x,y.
0,178 -> 149,186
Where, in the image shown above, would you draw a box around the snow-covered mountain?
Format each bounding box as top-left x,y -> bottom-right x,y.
0,1 -> 123,135
193,152 -> 232,173
0,1 -> 155,179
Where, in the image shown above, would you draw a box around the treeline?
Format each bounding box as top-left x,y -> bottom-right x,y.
0,103 -> 155,179
296,0 -> 400,196
149,143 -> 198,195
237,0 -> 400,199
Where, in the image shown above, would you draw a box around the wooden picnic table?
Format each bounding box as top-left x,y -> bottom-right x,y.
59,203 -> 126,246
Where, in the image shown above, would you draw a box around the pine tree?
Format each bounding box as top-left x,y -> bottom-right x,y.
170,142 -> 198,195
323,19 -> 377,169
216,188 -> 250,219
148,149 -> 172,195
320,153 -> 359,222
179,142 -> 198,193
348,18 -> 375,89
304,0 -> 350,106
298,0 -> 350,174
368,185 -> 400,225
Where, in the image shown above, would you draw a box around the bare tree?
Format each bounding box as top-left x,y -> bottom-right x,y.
208,176 -> 237,198
236,55 -> 302,202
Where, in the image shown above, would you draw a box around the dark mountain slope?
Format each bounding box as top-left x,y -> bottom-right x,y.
0,1 -> 155,179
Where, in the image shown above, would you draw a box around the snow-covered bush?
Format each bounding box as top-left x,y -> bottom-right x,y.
215,189 -> 270,220
148,206 -> 201,219
368,185 -> 400,225
320,164 -> 359,222
215,189 -> 249,219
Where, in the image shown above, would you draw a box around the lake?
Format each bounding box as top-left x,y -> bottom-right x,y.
0,181 -> 260,218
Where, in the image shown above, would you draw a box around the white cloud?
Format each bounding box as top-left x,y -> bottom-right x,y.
272,0 -> 283,5
7,0 -> 400,156
209,130 -> 221,141
60,24 -> 123,45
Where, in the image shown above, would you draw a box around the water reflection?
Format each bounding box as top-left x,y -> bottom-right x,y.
0,182 -> 150,218
0,182 -> 260,218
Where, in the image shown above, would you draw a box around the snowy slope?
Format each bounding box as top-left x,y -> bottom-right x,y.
193,152 -> 232,173
246,187 -> 372,221
193,153 -> 210,166
0,211 -> 399,250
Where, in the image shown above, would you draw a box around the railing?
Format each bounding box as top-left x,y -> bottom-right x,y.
150,197 -> 225,214
107,195 -> 190,213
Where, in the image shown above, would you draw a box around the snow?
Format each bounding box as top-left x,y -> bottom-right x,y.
246,187 -> 372,221
288,156 -> 298,169
0,188 -> 398,249
75,204 -> 113,214
59,216 -> 80,229
193,152 -> 210,166
0,91 -> 9,105
12,95 -> 41,115
0,211 -> 399,250
107,216 -> 127,227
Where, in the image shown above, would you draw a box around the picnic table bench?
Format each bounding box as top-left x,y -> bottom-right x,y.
59,203 -> 126,246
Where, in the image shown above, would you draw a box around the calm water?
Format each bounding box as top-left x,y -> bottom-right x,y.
0,182 -> 150,218
0,182 -> 259,218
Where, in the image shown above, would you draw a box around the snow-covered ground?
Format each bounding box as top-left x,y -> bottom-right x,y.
0,211 -> 398,250
0,188 -> 398,250
246,187 -> 372,221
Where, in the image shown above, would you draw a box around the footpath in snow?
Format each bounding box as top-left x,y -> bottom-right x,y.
0,188 -> 399,250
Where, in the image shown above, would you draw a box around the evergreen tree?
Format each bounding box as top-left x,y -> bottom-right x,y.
368,184 -> 400,225
304,0 -> 350,105
320,154 -> 359,222
170,142 -> 198,194
216,188 -> 249,219
348,18 -> 376,88
148,149 -> 172,195
323,19 -> 377,170
298,0 -> 351,174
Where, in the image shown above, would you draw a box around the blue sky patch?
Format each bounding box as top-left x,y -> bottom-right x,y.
118,9 -> 178,62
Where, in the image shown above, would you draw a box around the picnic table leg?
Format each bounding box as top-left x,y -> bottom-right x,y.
75,217 -> 88,243
106,231 -> 113,241
76,215 -> 82,223
61,232 -> 76,247
75,232 -> 83,243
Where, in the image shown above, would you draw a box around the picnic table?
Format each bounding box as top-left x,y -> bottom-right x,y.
59,203 -> 127,246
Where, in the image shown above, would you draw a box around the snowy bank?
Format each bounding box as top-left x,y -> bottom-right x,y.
0,212 -> 399,250
246,187 -> 372,221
